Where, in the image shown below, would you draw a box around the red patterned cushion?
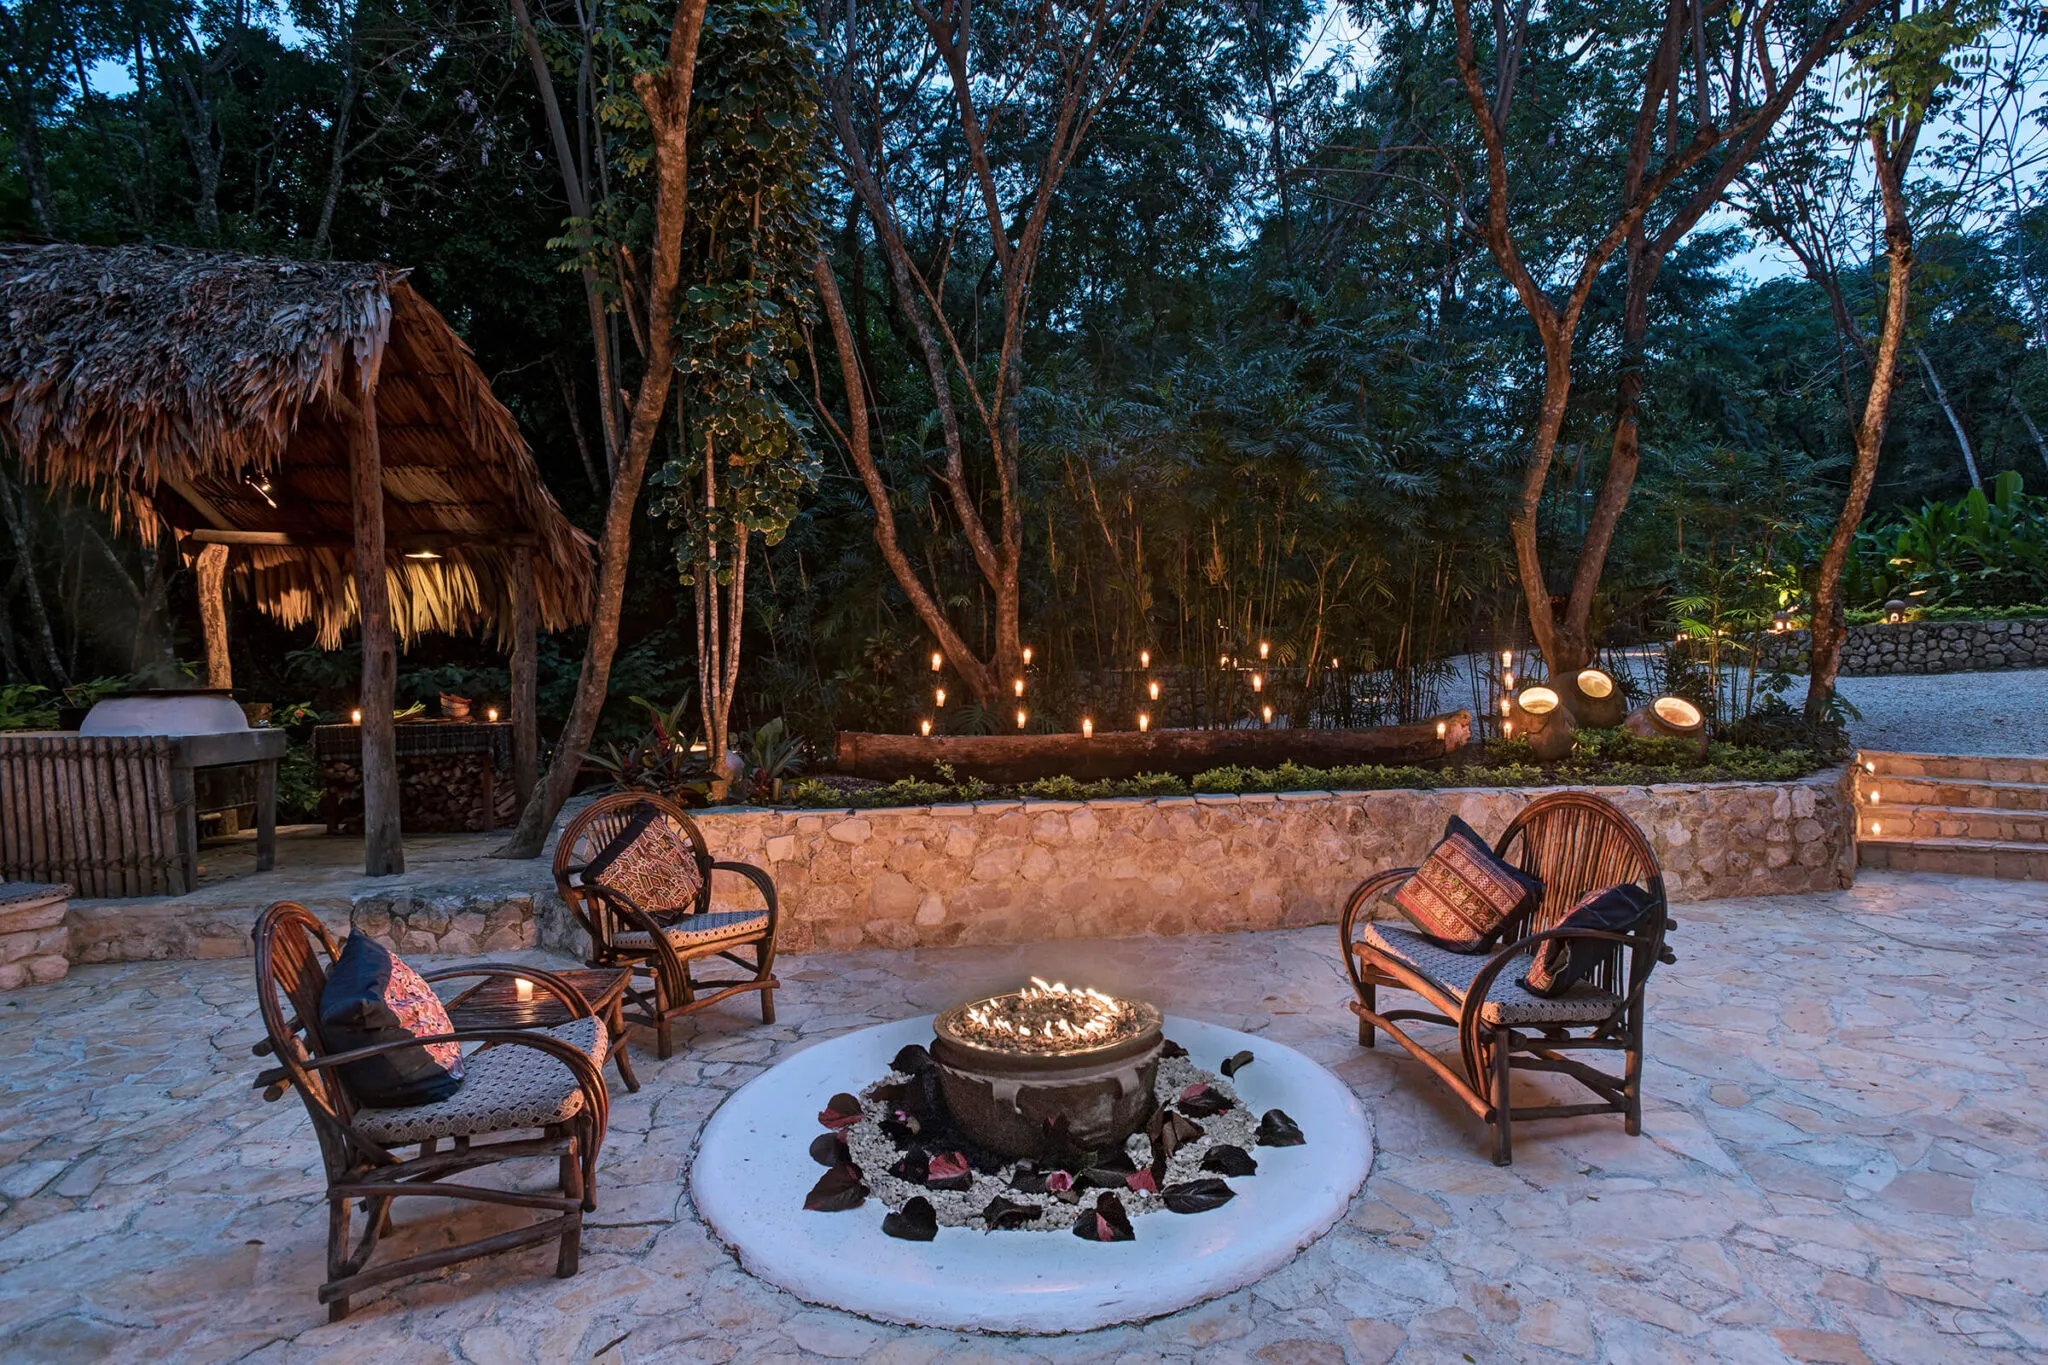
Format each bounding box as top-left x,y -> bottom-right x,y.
1522,883 -> 1654,996
586,804 -> 705,914
1392,816 -> 1542,953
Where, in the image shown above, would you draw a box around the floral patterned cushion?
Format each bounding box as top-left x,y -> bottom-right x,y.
1522,883 -> 1654,996
585,804 -> 705,915
1392,816 -> 1543,953
319,933 -> 465,1107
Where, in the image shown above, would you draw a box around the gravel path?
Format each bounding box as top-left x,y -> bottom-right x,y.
1435,651 -> 2048,757
1813,667 -> 2048,756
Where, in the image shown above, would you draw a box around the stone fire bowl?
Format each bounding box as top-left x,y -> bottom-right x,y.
691,1014 -> 1374,1334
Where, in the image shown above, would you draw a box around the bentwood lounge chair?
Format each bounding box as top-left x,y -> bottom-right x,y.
554,792 -> 780,1058
1339,792 -> 1676,1165
250,902 -> 611,1320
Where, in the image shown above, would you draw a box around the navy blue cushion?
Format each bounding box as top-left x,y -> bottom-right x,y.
1521,884 -> 1655,997
319,934 -> 465,1107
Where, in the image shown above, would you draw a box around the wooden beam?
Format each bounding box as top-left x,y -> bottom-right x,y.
348,363 -> 405,877
511,543 -> 538,805
179,528 -> 537,549
158,472 -> 238,531
834,712 -> 1475,784
194,542 -> 232,690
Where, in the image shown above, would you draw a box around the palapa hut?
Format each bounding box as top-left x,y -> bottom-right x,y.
0,242 -> 594,875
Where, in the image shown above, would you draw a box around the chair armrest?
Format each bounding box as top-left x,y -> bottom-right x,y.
709,859 -> 779,928
1461,925 -> 1665,1031
418,964 -> 596,1019
585,883 -> 689,988
1339,867 -> 1417,995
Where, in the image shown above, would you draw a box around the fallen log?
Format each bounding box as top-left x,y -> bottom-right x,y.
834,711 -> 1473,784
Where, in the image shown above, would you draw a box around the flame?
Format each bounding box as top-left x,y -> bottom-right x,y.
958,978 -> 1132,1050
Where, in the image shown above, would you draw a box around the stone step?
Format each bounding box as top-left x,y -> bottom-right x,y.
1857,835 -> 2048,880
1864,805 -> 2048,844
1862,776 -> 2048,812
1857,750 -> 2048,784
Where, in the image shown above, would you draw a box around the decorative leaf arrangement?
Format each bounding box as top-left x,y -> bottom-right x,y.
804,1163 -> 868,1212
804,1042 -> 1306,1242
1256,1109 -> 1305,1147
1201,1144 -> 1258,1177
882,1195 -> 938,1242
1072,1191 -> 1136,1242
981,1194 -> 1041,1230
817,1093 -> 864,1130
1161,1178 -> 1236,1214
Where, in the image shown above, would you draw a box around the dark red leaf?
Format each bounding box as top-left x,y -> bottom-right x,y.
1178,1083 -> 1234,1117
1044,1169 -> 1073,1193
808,1132 -> 850,1168
1201,1144 -> 1258,1177
803,1163 -> 868,1212
888,1148 -> 930,1185
891,1043 -> 935,1074
981,1195 -> 1040,1230
818,1093 -> 864,1130
1070,1191 -> 1135,1242
1256,1109 -> 1306,1147
1009,1168 -> 1051,1194
1220,1050 -> 1254,1078
881,1195 -> 938,1241
1125,1168 -> 1158,1194
926,1150 -> 972,1192
1160,1038 -> 1189,1058
1162,1177 -> 1235,1214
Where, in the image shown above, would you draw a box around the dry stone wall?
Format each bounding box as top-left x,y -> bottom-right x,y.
1754,617 -> 2048,675
672,769 -> 1858,955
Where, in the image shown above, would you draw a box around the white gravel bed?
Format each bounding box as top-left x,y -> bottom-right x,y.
846,1051 -> 1260,1232
1819,667 -> 2048,756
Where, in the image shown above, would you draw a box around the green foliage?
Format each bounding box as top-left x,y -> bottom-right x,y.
276,741 -> 326,823
1722,695 -> 1851,760
1850,472 -> 2048,607
653,0 -> 822,579
582,695 -> 715,805
739,716 -> 806,803
1849,0 -> 2001,125
0,684 -> 58,731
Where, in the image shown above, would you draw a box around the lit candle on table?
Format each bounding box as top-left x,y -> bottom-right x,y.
515,977 -> 534,1002
1082,718 -> 1093,738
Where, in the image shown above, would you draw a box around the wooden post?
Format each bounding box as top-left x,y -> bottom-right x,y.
511,543 -> 538,806
195,543 -> 232,690
346,368 -> 404,876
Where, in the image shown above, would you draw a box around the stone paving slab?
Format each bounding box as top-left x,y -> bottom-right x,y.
2,870 -> 2045,1363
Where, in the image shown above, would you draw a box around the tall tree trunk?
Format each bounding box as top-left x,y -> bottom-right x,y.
1808,125 -> 1917,723
1914,343 -> 1982,490
500,0 -> 709,859
0,475 -> 66,684
195,542 -> 231,689
344,368 -> 403,875
2013,393 -> 2048,471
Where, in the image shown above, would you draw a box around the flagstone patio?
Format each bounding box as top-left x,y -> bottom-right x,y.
1,869 -> 2043,1364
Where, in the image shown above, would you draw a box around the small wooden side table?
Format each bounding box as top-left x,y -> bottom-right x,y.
445,966 -> 639,1092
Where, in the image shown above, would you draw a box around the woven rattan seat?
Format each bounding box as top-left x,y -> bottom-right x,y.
351,1019 -> 607,1144
1358,923 -> 1623,1026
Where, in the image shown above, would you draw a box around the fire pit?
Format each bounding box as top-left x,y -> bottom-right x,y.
931,979 -> 1163,1158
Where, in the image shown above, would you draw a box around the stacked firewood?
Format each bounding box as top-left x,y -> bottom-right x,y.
322,753 -> 517,833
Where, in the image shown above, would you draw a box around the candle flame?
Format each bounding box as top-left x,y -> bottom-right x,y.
1138,712 -> 1150,732
920,718 -> 932,737
1082,717 -> 1093,737
1140,650 -> 1151,668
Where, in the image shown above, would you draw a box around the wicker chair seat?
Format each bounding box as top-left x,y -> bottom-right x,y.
1359,922 -> 1622,1026
352,1018 -> 607,1145
611,910 -> 769,952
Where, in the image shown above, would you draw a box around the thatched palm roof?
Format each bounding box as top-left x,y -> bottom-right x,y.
0,242 -> 593,647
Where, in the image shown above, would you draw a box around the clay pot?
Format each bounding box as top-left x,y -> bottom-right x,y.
1509,685 -> 1576,762
1563,668 -> 1628,729
1623,695 -> 1708,756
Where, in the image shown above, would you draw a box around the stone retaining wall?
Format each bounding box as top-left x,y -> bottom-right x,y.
60,771 -> 1856,963
1754,617 -> 2048,675
66,888 -> 539,965
674,769 -> 1857,955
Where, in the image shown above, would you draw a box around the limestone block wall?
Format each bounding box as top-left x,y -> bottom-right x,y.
663,769 -> 1857,956
67,888 -> 538,965
1754,617 -> 2048,675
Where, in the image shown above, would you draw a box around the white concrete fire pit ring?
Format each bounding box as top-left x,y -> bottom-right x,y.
690,1014 -> 1374,1334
